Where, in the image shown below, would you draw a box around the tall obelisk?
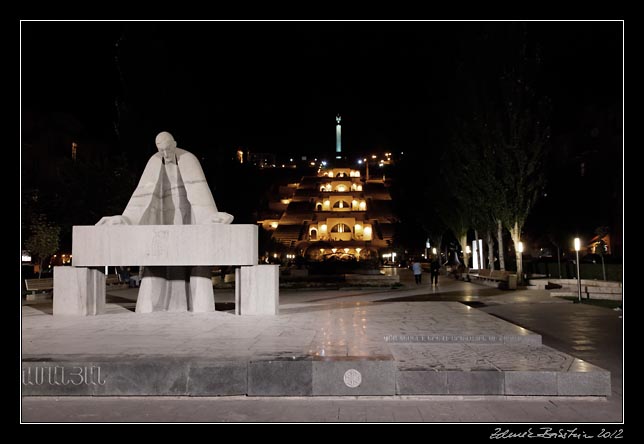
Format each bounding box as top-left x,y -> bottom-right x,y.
336,114 -> 342,159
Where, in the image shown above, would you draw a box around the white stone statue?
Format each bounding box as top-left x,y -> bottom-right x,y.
96,131 -> 234,313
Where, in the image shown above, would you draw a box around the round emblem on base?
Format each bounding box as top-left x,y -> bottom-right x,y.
343,369 -> 362,388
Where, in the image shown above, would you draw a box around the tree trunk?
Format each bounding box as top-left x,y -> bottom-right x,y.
436,234 -> 443,262
460,234 -> 470,270
38,259 -> 44,279
557,246 -> 562,278
486,230 -> 495,270
474,229 -> 480,269
601,255 -> 606,281
496,219 -> 505,270
509,221 -> 523,285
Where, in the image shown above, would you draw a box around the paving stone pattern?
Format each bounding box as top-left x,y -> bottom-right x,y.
22,295 -> 610,396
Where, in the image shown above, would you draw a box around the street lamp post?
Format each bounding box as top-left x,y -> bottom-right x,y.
574,237 -> 582,303
517,242 -> 524,285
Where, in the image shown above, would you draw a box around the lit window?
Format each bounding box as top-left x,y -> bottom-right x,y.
330,224 -> 352,233
333,200 -> 350,209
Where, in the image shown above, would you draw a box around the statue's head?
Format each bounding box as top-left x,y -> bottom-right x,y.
155,131 -> 177,163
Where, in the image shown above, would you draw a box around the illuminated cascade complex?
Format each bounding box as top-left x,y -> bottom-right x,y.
260,164 -> 396,262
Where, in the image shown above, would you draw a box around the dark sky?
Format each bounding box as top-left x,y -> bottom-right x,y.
21,20 -> 622,165
21,20 -> 623,248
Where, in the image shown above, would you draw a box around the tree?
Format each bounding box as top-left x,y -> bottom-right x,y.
440,114 -> 503,271
475,26 -> 551,284
494,70 -> 551,284
24,214 -> 60,278
435,183 -> 471,269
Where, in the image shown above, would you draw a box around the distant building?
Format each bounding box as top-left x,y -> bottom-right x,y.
259,162 -> 397,261
257,115 -> 398,262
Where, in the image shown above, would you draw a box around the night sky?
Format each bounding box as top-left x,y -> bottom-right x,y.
21,21 -> 623,247
21,21 -> 621,158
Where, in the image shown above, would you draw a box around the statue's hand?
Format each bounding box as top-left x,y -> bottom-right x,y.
208,212 -> 234,224
96,215 -> 130,226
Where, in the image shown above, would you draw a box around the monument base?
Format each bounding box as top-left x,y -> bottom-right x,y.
235,265 -> 279,315
23,301 -> 610,397
53,267 -> 105,316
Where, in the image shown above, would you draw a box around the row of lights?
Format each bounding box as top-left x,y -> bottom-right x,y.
320,247 -> 362,255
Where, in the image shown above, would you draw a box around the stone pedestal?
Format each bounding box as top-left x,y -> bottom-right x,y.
236,265 -> 279,315
53,267 -> 105,316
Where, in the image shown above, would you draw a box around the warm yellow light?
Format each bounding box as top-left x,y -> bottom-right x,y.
356,248 -> 362,255
574,238 -> 581,251
332,248 -> 337,253
359,201 -> 366,210
319,249 -> 325,254
465,246 -> 471,254
371,155 -> 377,159
337,185 -> 346,192
320,224 -> 327,232
344,248 -> 350,253
270,222 -> 278,229
432,247 -> 437,254
281,199 -> 291,204
354,224 -> 362,231
517,242 -> 524,253
324,200 -> 330,206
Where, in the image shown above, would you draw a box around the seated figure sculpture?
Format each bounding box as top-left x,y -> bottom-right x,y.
96,131 -> 233,313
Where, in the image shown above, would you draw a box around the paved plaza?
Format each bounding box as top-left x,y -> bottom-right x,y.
21,270 -> 623,422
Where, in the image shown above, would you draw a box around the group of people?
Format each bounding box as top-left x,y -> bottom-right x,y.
411,258 -> 440,285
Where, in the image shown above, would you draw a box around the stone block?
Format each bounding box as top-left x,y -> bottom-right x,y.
187,361 -> 247,395
505,371 -> 558,395
312,358 -> 395,395
238,265 -> 279,315
248,359 -> 312,396
53,267 -> 105,316
22,358 -> 249,396
558,360 -> 611,396
447,370 -> 504,395
396,370 -> 448,395
72,224 -> 258,266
